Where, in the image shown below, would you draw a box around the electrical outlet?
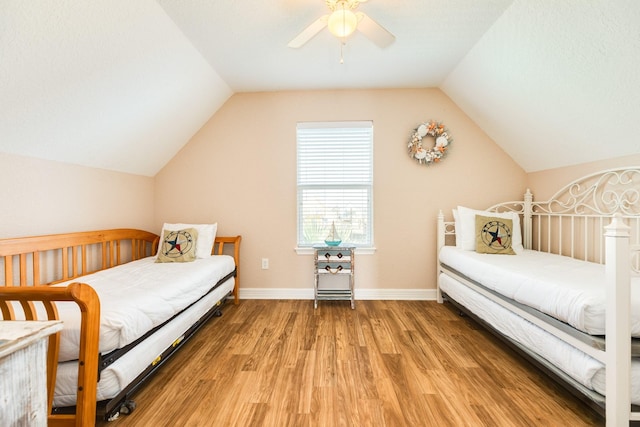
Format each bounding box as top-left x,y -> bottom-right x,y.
261,258 -> 269,269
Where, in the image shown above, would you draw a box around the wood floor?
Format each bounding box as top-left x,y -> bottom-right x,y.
96,299 -> 603,426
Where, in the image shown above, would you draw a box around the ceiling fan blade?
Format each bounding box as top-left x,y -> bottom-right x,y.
287,15 -> 329,48
356,12 -> 395,48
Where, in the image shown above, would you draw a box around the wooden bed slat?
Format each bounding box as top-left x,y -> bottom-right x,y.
135,239 -> 144,259
33,251 -> 41,286
81,245 -> 87,277
101,242 -> 107,271
62,247 -> 69,281
19,253 -> 27,286
4,255 -> 12,286
71,246 -> 78,278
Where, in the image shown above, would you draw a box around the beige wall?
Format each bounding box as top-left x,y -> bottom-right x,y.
527,153 -> 640,200
0,152 -> 155,238
154,89 -> 527,296
6,88 -> 631,296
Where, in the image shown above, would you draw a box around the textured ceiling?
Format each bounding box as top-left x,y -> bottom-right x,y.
1,0 -> 638,176
443,0 -> 640,171
0,0 -> 232,176
156,0 -> 513,91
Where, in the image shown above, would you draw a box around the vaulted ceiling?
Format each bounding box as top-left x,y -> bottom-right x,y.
1,1 -> 638,176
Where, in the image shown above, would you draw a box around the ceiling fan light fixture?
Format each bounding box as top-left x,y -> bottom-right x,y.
327,5 -> 358,38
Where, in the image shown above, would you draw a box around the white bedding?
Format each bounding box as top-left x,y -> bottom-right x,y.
439,273 -> 640,404
51,255 -> 235,361
53,278 -> 235,407
439,246 -> 640,336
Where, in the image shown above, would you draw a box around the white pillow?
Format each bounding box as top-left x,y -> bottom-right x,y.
452,208 -> 461,248
158,223 -> 217,258
456,206 -> 523,254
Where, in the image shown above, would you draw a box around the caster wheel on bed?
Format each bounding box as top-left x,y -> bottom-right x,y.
213,309 -> 223,317
119,400 -> 137,415
105,400 -> 136,422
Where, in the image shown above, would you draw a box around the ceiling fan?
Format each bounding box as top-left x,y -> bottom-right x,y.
288,0 -> 395,49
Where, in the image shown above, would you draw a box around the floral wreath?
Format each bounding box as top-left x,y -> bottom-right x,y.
408,120 -> 452,165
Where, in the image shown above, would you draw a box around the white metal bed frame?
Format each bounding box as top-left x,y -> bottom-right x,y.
437,167 -> 640,426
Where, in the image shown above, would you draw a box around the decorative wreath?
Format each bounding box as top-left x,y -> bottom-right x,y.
408,120 -> 452,165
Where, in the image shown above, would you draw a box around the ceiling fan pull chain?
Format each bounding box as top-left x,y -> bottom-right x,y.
340,41 -> 345,64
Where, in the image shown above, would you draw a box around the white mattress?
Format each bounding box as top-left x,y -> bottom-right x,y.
439,246 -> 640,336
53,277 -> 234,407
51,255 -> 236,361
439,273 -> 640,405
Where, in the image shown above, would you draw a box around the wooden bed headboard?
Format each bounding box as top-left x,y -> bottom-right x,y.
0,228 -> 159,288
0,228 -> 242,301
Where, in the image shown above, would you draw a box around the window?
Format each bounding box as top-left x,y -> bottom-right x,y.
296,121 -> 373,248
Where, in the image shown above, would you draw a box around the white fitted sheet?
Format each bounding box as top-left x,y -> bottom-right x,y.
439,273 -> 640,405
439,246 -> 640,336
51,255 -> 235,361
53,277 -> 234,407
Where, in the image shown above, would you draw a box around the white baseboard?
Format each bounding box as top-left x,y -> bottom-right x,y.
237,288 -> 437,301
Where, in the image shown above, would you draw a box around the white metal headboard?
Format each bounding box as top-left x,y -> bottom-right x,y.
536,168 -> 640,216
489,167 -> 640,269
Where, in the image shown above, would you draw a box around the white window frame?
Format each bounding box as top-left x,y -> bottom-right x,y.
295,121 -> 375,255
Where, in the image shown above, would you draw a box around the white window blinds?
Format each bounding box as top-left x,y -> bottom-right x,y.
297,121 -> 373,247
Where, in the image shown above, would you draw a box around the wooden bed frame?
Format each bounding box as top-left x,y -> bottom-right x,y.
0,228 -> 241,426
437,167 -> 640,426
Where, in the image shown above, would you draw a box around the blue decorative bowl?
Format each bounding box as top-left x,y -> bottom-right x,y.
324,240 -> 342,247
